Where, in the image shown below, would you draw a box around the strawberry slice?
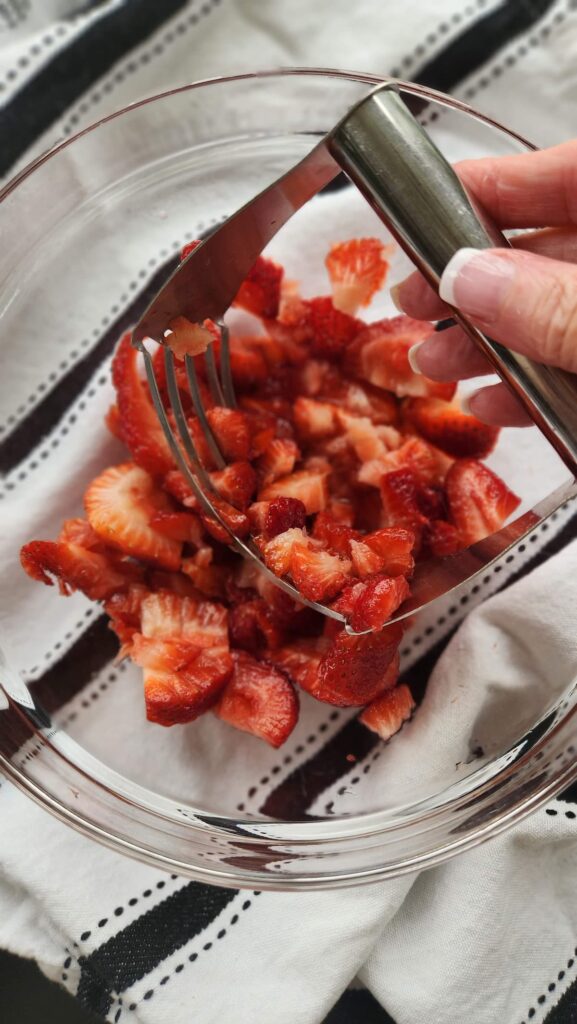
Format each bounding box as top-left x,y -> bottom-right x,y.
264,496 -> 307,538
85,462 -> 183,570
359,682 -> 415,739
206,407 -> 251,461
313,621 -> 404,706
20,539 -> 142,601
259,468 -> 329,515
111,334 -> 174,476
404,397 -> 499,458
228,598 -> 285,653
308,296 -> 363,359
105,584 -> 149,653
290,543 -> 351,602
345,316 -> 456,399
380,469 -> 428,536
233,255 -> 283,319
215,651 -> 298,747
263,527 -> 308,576
446,459 -> 521,546
165,316 -> 214,359
209,461 -> 256,510
312,511 -> 359,556
294,397 -> 338,441
325,237 -> 390,314
364,527 -> 415,577
422,519 -> 462,558
265,636 -> 330,695
349,540 -> 384,577
255,437 -> 300,488
149,510 -> 204,546
348,574 -> 410,632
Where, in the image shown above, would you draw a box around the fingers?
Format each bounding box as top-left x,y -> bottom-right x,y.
465,383 -> 532,427
408,325 -> 491,381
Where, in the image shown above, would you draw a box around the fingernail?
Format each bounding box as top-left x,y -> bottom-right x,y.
408,340 -> 425,373
439,248 -> 516,322
390,283 -> 403,312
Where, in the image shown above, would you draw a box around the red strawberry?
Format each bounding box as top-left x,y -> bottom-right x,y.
264,497 -> 307,538
233,255 -> 283,319
165,316 -> 214,359
308,296 -> 363,358
358,436 -> 451,489
259,468 -> 329,515
325,237 -> 390,314
446,459 -> 521,546
326,500 -> 356,526
105,584 -> 149,652
228,599 -> 285,653
84,463 -> 183,570
345,316 -> 456,399
404,397 -> 499,458
348,574 -> 410,632
200,497 -> 250,543
181,548 -> 227,599
215,651 -> 298,746
229,337 -> 269,388
312,511 -> 359,557
255,437 -> 300,487
349,540 -> 384,577
105,403 -> 123,441
20,539 -> 142,601
58,518 -> 106,550
364,527 -> 416,577
337,411 -> 393,463
149,510 -> 204,546
206,407 -> 251,461
180,240 -> 201,261
359,682 -> 415,739
422,519 -> 462,558
380,469 -> 428,535
416,485 -> 447,520
263,527 -> 308,576
265,636 -> 330,695
294,397 -> 338,441
209,461 -> 256,510
313,622 -> 404,706
247,501 -> 270,534
290,542 -> 351,602
112,334 -> 174,476
340,380 -> 399,426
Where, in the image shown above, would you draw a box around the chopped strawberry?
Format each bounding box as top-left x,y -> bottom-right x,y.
359,682 -> 415,739
139,646 -> 233,725
307,296 -> 363,359
422,519 -> 462,558
200,497 -> 250,543
149,510 -> 204,546
364,527 -> 415,577
358,436 -> 451,489
345,316 -> 456,399
264,496 -> 307,538
180,240 -> 201,261
290,543 -> 351,602
209,461 -> 256,510
326,500 -> 356,526
165,316 -> 214,359
259,468 -> 329,515
313,622 -> 404,706
148,570 -> 200,598
58,518 -> 105,550
348,574 -> 410,632
228,598 -> 285,652
84,462 -> 183,570
404,397 -> 499,458
105,403 -> 124,441
233,255 -> 283,319
105,584 -> 148,652
337,411 -> 391,462
141,588 -> 228,647
229,337 -> 269,388
312,511 -> 359,556
265,636 -> 330,695
349,539 -> 384,577
206,407 -> 251,461
240,333 -> 287,370
247,501 -> 270,534
215,651 -> 298,747
111,334 -> 174,476
325,237 -> 390,314
446,459 -> 521,546
20,539 -> 142,601
416,485 -> 447,521
181,548 -> 227,598
294,397 -> 338,441
263,527 -> 308,576
163,469 -> 196,507
340,380 -> 399,426
380,469 -> 428,536
255,437 -> 300,488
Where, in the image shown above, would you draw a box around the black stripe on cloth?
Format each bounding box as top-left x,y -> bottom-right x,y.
0,0 -> 190,177
534,952 -> 577,1023
322,988 -> 397,1024
0,254 -> 178,478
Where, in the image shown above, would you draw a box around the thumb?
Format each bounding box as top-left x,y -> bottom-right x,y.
439,247 -> 577,373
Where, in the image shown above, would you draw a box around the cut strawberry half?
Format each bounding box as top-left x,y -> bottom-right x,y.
446,459 -> 521,546
290,543 -> 351,602
312,511 -> 359,557
294,397 -> 338,441
380,469 -> 429,536
206,407 -> 251,461
255,437 -> 300,488
209,461 -> 256,510
359,682 -> 415,740
404,397 -> 500,458
259,468 -> 329,515
111,334 -> 174,476
215,651 -> 298,747
325,237 -> 390,314
422,519 -> 462,558
307,296 -> 363,359
263,496 -> 307,538
313,621 -> 404,706
345,316 -> 456,399
233,255 -> 283,319
20,539 -> 142,601
85,462 -> 183,570
364,526 -> 416,577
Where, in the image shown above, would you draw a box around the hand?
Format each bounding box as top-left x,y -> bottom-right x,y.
393,140 -> 577,426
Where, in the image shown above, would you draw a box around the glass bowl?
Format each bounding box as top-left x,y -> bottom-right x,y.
0,69 -> 575,890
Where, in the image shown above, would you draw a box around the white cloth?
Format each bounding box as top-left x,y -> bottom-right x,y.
1,2 -> 577,1023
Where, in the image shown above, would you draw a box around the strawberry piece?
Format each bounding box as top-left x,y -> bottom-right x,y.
345,316 -> 456,399
312,511 -> 359,556
85,462 -> 183,570
141,588 -> 229,648
149,510 -> 204,546
229,337 -> 269,388
265,636 -> 330,695
364,527 -> 416,577
326,500 -> 355,527
290,543 -> 351,602
247,501 -> 270,534
380,469 -> 428,535
348,574 -> 410,633
206,407 -> 251,461
359,682 -> 415,739
422,519 -> 462,558
111,334 -> 174,476
446,459 -> 521,546
165,316 -> 214,359
313,622 -> 404,706
20,540 -> 142,601
233,256 -> 283,319
259,468 -> 329,515
105,584 -> 149,652
263,527 -> 308,576
325,237 -> 389,314
180,240 -> 201,261
200,498 -> 250,543
255,437 -> 300,488
209,461 -> 256,510
228,598 -> 285,653
264,497 -> 307,538
58,518 -> 105,550
340,380 -> 399,426
148,571 -> 199,597
349,540 -> 384,578
308,296 -> 363,358
181,548 -> 227,599
337,411 -> 391,463
358,436 -> 451,489
163,469 -> 196,506
416,485 -> 447,520
404,397 -> 499,458
294,397 -> 338,441
215,651 -> 298,747
105,403 -> 123,441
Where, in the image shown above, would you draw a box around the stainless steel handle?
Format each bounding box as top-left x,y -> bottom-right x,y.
329,84 -> 577,476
